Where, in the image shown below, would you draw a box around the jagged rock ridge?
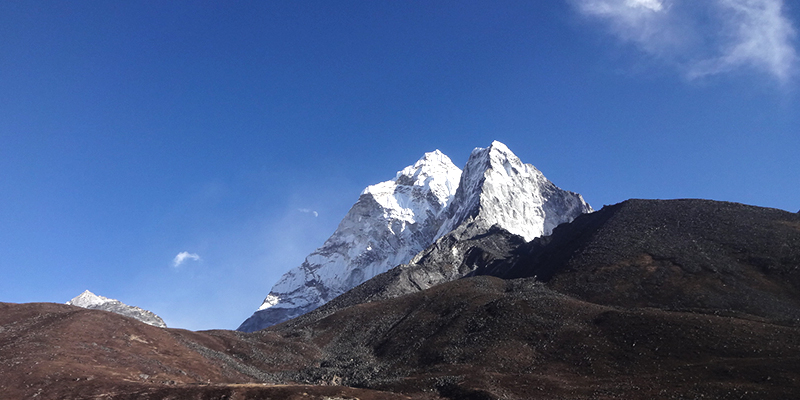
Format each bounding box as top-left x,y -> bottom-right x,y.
66,290 -> 167,328
239,141 -> 591,332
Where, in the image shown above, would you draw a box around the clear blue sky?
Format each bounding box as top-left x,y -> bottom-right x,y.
1,1 -> 798,330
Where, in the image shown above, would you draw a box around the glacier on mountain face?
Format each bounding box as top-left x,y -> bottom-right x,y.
237,150 -> 462,332
436,140 -> 592,242
66,290 -> 167,328
238,141 -> 592,332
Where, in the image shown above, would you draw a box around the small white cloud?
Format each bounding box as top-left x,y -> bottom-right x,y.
298,208 -> 319,217
629,0 -> 664,11
173,251 -> 201,267
572,0 -> 798,82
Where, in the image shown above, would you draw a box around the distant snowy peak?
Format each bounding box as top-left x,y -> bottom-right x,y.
436,140 -> 592,241
66,290 -> 167,328
66,290 -> 114,308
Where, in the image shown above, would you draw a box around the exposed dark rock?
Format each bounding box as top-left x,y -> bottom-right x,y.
271,275 -> 800,399
4,199 -> 800,399
471,199 -> 800,322
279,224 -> 525,330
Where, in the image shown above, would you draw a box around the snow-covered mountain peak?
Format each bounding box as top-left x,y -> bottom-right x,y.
66,290 -> 167,328
365,150 -> 459,194
475,140 -> 513,157
238,149 -> 463,332
66,290 -> 113,308
436,140 -> 592,241
468,140 -> 536,176
361,150 -> 461,226
455,141 -> 541,200
396,149 -> 455,181
238,141 -> 592,332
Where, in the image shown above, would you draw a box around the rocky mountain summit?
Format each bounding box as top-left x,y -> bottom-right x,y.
435,141 -> 592,241
66,290 -> 166,328
238,149 -> 463,332
239,141 -> 591,332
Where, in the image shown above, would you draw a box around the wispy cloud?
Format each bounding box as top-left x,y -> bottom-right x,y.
573,0 -> 673,51
298,208 -> 319,217
572,0 -> 798,82
173,251 -> 201,267
690,0 -> 798,81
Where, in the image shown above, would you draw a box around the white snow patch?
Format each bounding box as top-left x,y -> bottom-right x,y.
66,290 -> 114,308
257,294 -> 281,311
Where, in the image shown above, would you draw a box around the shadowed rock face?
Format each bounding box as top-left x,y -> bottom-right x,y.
471,199 -> 800,322
267,199 -> 800,397
4,199 -> 800,399
270,276 -> 800,399
278,225 -> 527,331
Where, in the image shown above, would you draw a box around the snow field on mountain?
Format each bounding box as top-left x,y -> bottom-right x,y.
238,141 -> 592,332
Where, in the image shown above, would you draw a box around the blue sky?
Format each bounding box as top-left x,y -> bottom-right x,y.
1,0 -> 798,330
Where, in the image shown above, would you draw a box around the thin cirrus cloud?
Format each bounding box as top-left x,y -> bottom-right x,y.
173,251 -> 201,267
571,0 -> 798,82
298,208 -> 319,217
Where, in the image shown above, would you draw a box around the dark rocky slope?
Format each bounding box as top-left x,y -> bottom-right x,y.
471,199 -> 800,322
0,302 -> 407,399
3,199 -> 800,399
279,224 -> 526,331
270,276 -> 800,399
263,199 -> 800,397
